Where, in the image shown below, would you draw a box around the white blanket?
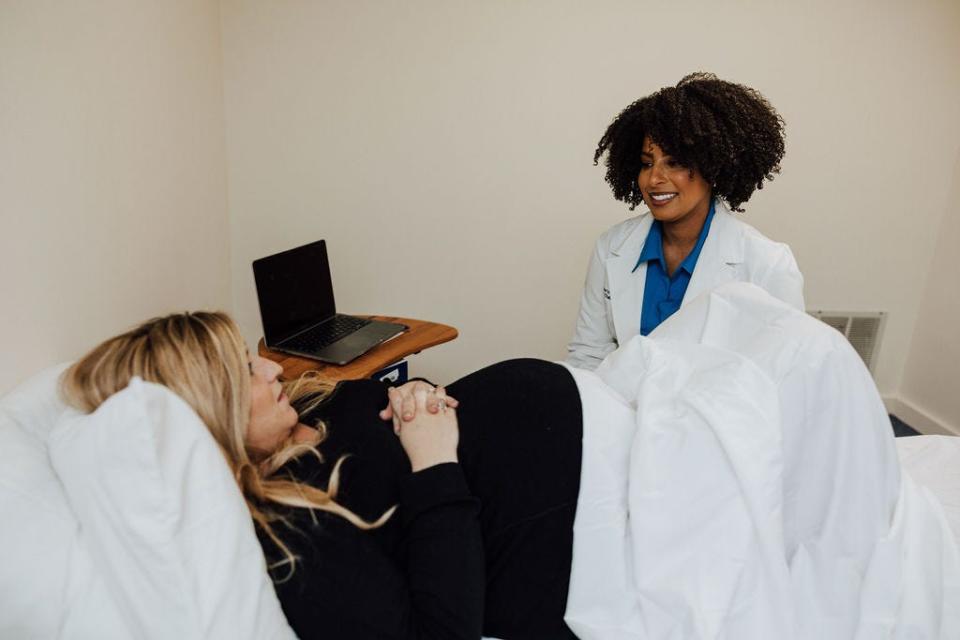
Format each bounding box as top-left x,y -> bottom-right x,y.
563,283 -> 960,640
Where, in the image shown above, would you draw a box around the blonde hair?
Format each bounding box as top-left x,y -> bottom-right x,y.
61,311 -> 392,578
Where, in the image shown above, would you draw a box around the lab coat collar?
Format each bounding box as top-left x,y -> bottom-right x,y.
606,199 -> 745,346
685,200 -> 745,304
696,199 -> 744,265
609,199 -> 740,258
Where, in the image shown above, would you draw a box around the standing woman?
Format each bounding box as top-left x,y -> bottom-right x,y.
567,72 -> 804,370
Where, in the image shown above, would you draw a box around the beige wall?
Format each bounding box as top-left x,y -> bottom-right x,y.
0,1 -> 231,393
3,1 -> 957,416
221,0 -> 960,392
897,152 -> 960,435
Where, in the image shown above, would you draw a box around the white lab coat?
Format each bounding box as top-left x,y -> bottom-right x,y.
566,200 -> 805,370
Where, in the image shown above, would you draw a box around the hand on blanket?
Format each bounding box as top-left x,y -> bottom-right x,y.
388,384 -> 459,472
379,380 -> 459,422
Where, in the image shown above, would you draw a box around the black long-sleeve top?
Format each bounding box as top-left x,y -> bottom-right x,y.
258,378 -> 484,640
259,359 -> 584,640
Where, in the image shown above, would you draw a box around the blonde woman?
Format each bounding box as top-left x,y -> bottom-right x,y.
62,311 -> 584,640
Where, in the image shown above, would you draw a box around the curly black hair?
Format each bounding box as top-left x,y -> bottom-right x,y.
594,72 -> 785,212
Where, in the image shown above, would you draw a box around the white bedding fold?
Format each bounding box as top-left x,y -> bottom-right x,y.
562,283 -> 960,640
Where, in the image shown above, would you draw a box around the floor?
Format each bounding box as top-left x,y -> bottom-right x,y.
890,414 -> 921,437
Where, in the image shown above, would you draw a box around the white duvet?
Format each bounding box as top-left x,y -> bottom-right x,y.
563,283 -> 960,640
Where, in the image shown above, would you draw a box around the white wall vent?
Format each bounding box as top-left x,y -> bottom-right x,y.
807,310 -> 886,374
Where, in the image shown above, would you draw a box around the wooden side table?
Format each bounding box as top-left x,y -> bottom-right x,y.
258,316 -> 458,381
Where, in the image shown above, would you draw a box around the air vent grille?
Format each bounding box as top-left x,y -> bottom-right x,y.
808,311 -> 886,374
818,316 -> 850,333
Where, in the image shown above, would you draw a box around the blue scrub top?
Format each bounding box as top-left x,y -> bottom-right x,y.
633,201 -> 716,336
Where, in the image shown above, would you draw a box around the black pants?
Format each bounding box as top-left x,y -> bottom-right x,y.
447,359 -> 582,640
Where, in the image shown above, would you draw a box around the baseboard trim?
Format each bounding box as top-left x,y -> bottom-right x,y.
883,396 -> 959,437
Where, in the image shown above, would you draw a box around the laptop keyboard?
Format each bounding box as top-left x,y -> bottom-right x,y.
285,315 -> 372,352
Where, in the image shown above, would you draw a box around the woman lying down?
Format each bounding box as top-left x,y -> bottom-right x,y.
61,282 -> 958,640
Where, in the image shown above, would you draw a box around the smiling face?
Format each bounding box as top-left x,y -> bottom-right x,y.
246,355 -> 299,457
637,137 -> 712,226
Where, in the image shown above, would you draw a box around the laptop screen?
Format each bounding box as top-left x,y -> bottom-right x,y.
252,239 -> 336,345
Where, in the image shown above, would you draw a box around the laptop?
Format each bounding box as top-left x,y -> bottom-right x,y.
252,239 -> 407,365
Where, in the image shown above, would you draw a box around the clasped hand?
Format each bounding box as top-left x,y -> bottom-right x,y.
379,381 -> 460,473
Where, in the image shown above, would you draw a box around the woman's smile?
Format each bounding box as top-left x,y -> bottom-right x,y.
648,191 -> 678,205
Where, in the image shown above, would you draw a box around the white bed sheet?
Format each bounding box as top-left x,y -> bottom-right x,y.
563,283 -> 960,640
897,435 -> 960,544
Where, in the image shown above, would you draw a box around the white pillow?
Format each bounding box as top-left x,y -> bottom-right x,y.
49,377 -> 295,640
0,364 -> 73,636
0,363 -> 131,639
1,362 -> 71,441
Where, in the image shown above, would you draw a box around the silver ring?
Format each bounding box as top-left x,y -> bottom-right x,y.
437,399 -> 447,411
